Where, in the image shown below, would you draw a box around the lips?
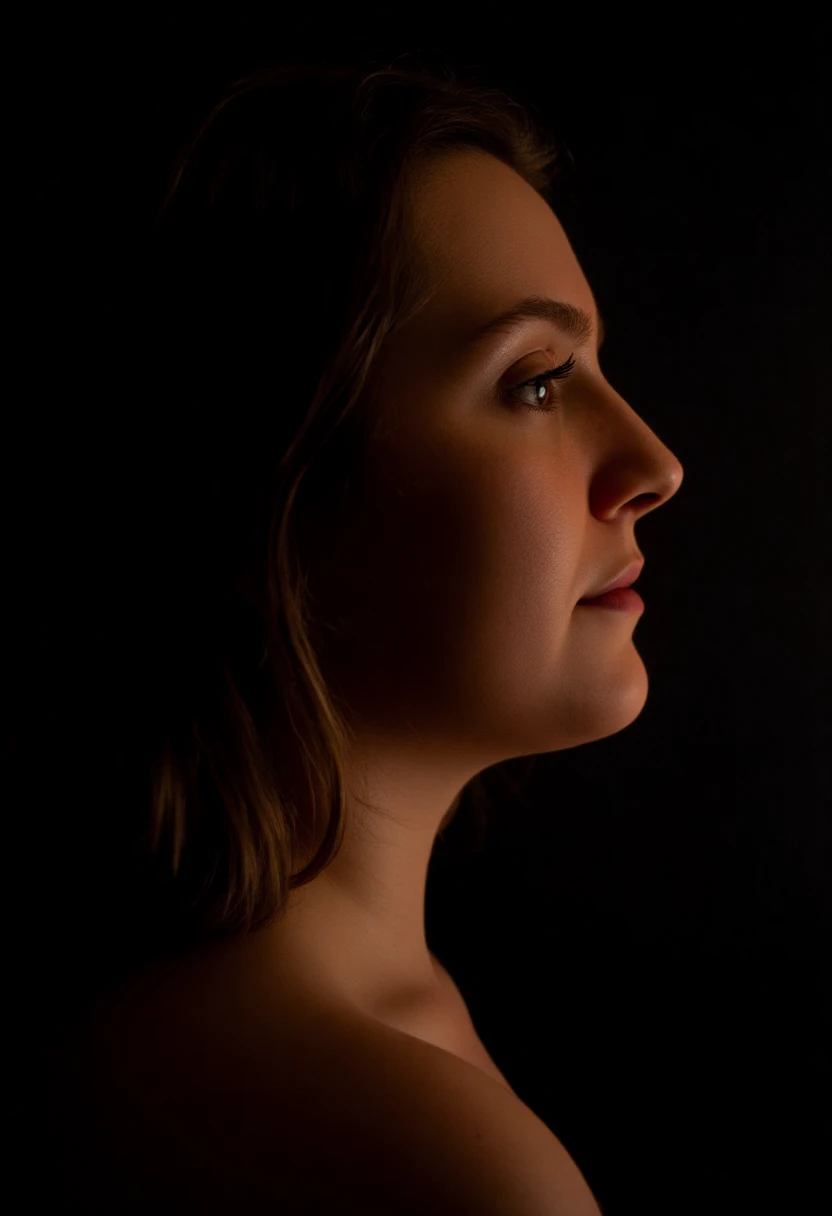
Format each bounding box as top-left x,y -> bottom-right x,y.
580,557 -> 644,601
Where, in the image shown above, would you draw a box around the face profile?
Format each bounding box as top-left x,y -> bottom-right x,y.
267,146 -> 684,1010
44,66 -> 688,1216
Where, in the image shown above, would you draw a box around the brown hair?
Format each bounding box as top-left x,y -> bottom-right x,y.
72,51 -> 563,992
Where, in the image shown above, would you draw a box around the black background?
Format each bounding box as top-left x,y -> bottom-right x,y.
16,10 -> 830,1215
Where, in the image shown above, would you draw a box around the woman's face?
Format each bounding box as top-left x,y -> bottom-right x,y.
306,149 -> 684,780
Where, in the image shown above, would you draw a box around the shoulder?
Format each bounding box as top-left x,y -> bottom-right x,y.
48,970 -> 603,1215
331,1017 -> 606,1215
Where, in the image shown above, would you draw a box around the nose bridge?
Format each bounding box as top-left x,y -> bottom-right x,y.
595,378 -> 683,475
580,378 -> 685,513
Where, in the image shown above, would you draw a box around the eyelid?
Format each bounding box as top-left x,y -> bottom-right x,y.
510,342 -> 576,377
512,351 -> 576,385
504,352 -> 577,412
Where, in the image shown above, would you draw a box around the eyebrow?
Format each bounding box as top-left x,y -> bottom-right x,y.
463,294 -> 605,352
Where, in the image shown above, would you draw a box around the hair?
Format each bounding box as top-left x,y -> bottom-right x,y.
60,50 -> 566,1000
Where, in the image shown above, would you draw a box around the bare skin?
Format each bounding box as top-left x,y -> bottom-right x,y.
53,148 -> 684,1213
231,147 -> 684,1025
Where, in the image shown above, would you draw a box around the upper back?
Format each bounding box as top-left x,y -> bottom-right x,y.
48,965 -> 603,1215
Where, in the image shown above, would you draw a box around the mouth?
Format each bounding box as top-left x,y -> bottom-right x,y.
577,587 -> 645,612
579,557 -> 645,600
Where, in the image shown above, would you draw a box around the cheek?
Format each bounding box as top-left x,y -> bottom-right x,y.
445,457 -> 582,669
335,442 -> 580,676
302,424 -> 648,754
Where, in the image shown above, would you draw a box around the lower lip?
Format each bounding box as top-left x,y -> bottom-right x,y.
577,588 -> 644,612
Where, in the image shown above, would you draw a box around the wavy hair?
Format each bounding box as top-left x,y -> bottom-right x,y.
71,51 -> 565,993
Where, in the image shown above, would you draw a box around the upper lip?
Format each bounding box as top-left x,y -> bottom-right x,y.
580,557 -> 645,600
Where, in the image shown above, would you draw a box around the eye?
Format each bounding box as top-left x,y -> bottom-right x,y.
504,353 -> 577,413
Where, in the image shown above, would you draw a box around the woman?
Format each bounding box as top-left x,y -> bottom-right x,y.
46,52 -> 683,1212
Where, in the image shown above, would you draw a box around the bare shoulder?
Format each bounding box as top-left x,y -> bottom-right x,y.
337,1016 -> 607,1216
50,972 -> 603,1215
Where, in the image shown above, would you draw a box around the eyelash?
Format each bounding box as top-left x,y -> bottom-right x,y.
505,353 -> 577,413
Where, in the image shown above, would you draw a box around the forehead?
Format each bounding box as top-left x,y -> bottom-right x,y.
403,149 -> 595,342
